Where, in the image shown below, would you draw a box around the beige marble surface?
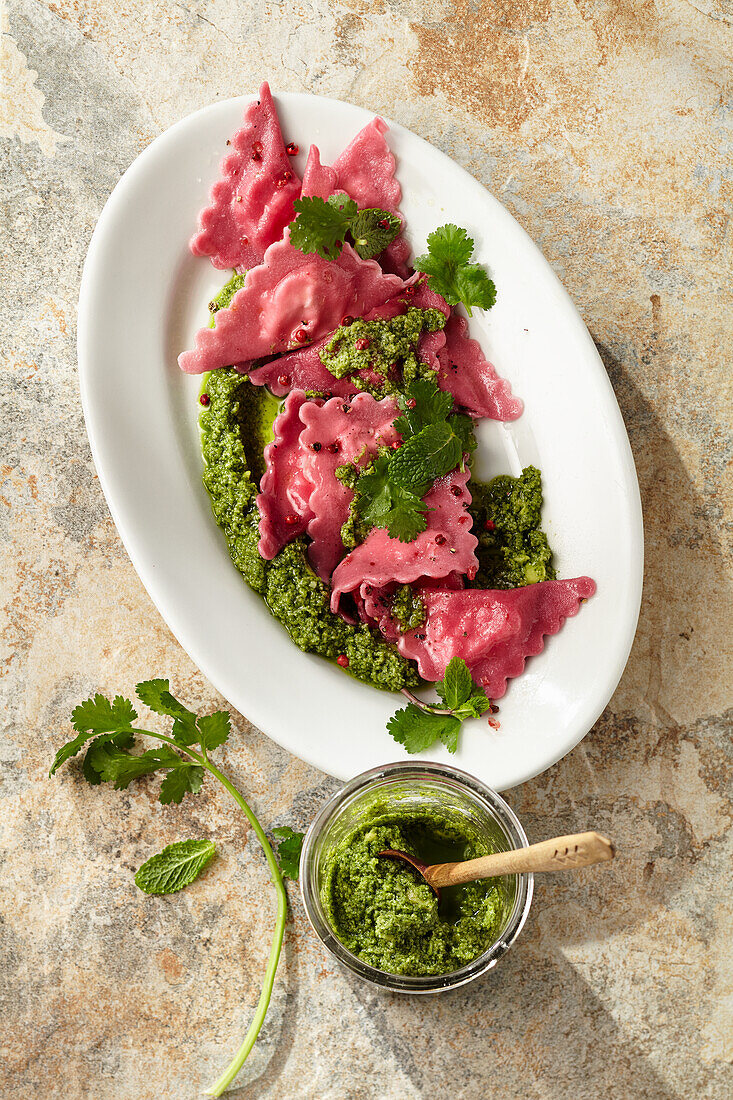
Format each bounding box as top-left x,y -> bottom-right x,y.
2,1 -> 732,1096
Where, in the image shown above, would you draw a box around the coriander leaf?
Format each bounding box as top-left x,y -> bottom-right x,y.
436,657 -> 473,711
134,838 -> 216,895
72,693 -> 137,734
349,208 -> 401,259
353,456 -> 428,542
352,454 -> 394,522
272,826 -> 305,880
159,764 -> 205,805
136,679 -> 199,745
50,694 -> 138,775
135,678 -> 177,713
415,224 -> 496,315
387,704 -> 461,755
197,711 -> 231,753
82,731 -> 134,785
394,378 -> 454,440
379,492 -> 429,542
453,263 -> 497,314
390,421 -> 462,495
85,742 -> 182,789
420,223 -> 474,268
438,719 -> 461,754
289,195 -> 356,260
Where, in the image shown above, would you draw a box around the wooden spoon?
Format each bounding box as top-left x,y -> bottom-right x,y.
378,831 -> 615,899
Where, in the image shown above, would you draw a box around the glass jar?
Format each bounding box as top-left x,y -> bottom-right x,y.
299,761 -> 533,993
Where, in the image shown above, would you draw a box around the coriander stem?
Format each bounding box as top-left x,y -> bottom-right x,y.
400,688 -> 453,716
128,729 -> 205,762
200,758 -> 288,1098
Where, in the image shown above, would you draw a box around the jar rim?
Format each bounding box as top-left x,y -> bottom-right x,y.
299,760 -> 534,993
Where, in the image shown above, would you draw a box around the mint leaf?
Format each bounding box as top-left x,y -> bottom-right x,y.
50,694 -> 138,775
349,208 -> 401,259
289,195 -> 356,260
272,826 -> 305,880
134,838 -> 216,895
415,224 -> 496,315
387,704 -> 461,755
136,679 -> 198,745
450,413 -> 477,460
436,657 -> 473,711
159,765 -> 205,805
390,421 -> 462,496
454,689 -> 491,721
197,711 -> 231,753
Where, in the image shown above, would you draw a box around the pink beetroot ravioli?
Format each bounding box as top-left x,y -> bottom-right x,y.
333,117 -> 411,277
179,241 -> 405,374
330,470 -> 478,613
190,82 -> 301,272
396,578 -> 596,693
256,390 -> 316,559
298,393 -> 401,580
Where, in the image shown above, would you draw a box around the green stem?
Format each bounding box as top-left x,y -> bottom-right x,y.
128,730 -> 206,765
399,688 -> 453,716
200,758 -> 288,1098
114,729 -> 288,1093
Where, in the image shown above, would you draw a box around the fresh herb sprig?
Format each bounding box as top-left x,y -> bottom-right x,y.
388,657 -> 491,754
50,681 -> 304,1098
351,377 -> 476,542
415,224 -> 496,315
288,195 -> 401,261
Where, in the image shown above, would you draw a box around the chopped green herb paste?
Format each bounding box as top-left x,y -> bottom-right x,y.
322,803 -> 512,976
390,584 -> 425,632
469,466 -> 556,589
319,307 -> 446,395
200,367 -> 421,692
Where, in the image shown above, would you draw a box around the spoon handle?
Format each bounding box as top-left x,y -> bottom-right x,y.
427,831 -> 615,889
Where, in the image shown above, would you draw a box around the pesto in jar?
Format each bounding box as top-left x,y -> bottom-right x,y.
321,804 -> 512,976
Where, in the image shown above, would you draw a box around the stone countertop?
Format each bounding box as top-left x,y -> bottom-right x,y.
2,1 -> 731,1097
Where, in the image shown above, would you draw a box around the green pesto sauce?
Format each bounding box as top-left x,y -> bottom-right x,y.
322,804 -> 512,976
469,465 -> 556,590
335,453 -> 380,550
208,271 -> 247,316
390,584 -> 426,632
199,367 -> 421,692
319,307 -> 446,396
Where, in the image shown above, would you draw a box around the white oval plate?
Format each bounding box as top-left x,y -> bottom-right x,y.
78,92 -> 643,789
